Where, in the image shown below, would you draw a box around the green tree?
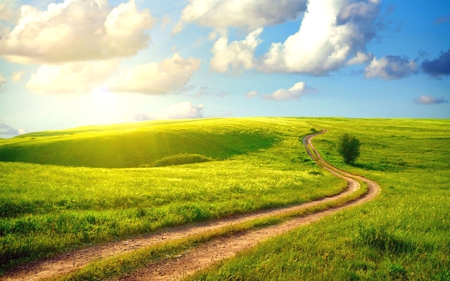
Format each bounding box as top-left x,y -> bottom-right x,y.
338,133 -> 361,164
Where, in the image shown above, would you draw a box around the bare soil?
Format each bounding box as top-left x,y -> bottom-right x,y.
2,131 -> 380,281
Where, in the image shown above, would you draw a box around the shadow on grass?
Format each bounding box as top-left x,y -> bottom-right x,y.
352,162 -> 389,171
356,224 -> 415,255
352,161 -> 408,172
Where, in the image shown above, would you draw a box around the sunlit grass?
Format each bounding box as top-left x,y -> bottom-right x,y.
0,118 -> 281,168
0,118 -> 345,272
187,118 -> 450,281
49,181 -> 369,281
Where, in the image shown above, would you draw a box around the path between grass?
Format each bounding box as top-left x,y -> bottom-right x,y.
3,131 -> 380,281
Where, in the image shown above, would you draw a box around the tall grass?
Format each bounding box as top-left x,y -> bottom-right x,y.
0,118 -> 345,272
187,118 -> 450,281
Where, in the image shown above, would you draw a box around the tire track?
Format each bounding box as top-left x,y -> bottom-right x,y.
3,131 -> 380,281
115,131 -> 381,281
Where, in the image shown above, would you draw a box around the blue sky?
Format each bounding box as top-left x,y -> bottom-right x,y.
0,0 -> 449,137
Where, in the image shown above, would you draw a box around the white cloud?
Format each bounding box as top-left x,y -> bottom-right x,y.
135,102 -> 204,120
346,51 -> 373,65
0,0 -> 155,64
161,13 -> 171,29
414,95 -> 448,105
108,54 -> 201,95
365,55 -> 418,80
11,71 -> 25,82
25,53 -> 201,95
0,120 -> 26,137
174,0 -> 307,33
245,91 -> 259,99
260,0 -> 380,75
18,128 -> 28,135
263,82 -> 314,101
0,2 -> 18,22
210,28 -> 263,73
26,60 -> 119,94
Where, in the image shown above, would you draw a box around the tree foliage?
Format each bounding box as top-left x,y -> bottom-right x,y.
338,133 -> 361,164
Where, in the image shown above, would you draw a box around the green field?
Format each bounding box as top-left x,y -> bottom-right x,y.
1,118 -> 449,280
0,118 -> 345,272
187,118 -> 450,281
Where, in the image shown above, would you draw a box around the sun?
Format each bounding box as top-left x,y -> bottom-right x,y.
86,86 -> 125,124
90,86 -> 118,107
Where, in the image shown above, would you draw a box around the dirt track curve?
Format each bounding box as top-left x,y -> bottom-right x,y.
3,131 -> 380,281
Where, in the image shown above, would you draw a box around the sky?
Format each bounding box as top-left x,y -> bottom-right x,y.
0,0 -> 449,137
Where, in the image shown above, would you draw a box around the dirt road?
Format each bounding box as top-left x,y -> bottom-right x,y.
3,131 -> 380,281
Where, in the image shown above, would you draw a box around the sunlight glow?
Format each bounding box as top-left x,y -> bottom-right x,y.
85,86 -> 126,125
90,86 -> 118,108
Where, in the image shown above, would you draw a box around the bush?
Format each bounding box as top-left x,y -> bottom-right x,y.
142,153 -> 214,167
338,133 -> 361,165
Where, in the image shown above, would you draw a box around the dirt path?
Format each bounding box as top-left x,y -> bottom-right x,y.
3,131 -> 380,281
116,131 -> 380,281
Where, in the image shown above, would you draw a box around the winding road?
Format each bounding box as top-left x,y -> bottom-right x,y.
3,131 -> 380,281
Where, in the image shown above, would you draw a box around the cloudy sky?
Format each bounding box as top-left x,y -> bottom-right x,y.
0,0 -> 449,137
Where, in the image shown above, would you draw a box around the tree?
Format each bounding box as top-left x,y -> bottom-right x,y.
338,133 -> 361,165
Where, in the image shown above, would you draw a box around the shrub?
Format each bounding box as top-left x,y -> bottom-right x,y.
338,133 -> 361,164
142,153 -> 214,167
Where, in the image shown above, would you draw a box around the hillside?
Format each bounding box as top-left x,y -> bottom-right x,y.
0,118 -> 280,168
1,117 -> 347,272
1,117 -> 449,280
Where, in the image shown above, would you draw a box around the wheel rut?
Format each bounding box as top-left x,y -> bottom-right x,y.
3,131 -> 380,281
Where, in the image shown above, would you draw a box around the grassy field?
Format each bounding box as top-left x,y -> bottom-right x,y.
0,118 -> 346,272
187,118 -> 450,281
2,118 -> 449,280
0,119 -> 279,168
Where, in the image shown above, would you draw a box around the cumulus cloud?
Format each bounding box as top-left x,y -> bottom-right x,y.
245,91 -> 259,99
365,55 -> 418,80
108,54 -> 201,95
421,49 -> 450,78
346,51 -> 374,65
260,0 -> 380,75
0,0 -> 155,64
25,53 -> 201,95
263,82 -> 314,101
173,0 -> 308,33
210,28 -> 263,73
414,95 -> 448,105
11,71 -> 26,82
135,102 -> 204,120
0,120 -> 26,137
0,2 -> 18,22
26,60 -> 119,94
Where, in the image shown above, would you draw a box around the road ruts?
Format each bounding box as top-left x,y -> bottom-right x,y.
3,131 -> 380,281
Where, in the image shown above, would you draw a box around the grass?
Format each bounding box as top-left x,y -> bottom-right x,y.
0,118 -> 279,168
186,118 -> 450,281
3,117 -> 448,280
0,118 -> 345,273
48,179 -> 369,281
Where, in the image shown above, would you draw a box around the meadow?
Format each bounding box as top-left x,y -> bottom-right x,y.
187,118 -> 450,281
0,118 -> 346,272
2,118 -> 449,280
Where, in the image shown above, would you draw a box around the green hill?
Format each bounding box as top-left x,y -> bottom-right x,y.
0,117 -> 345,271
3,117 -> 448,279
0,118 -> 280,168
